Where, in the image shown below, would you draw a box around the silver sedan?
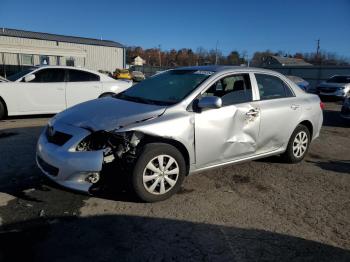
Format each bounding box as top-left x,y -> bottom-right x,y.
36,66 -> 323,202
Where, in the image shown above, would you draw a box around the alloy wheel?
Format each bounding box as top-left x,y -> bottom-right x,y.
143,154 -> 179,195
292,131 -> 308,158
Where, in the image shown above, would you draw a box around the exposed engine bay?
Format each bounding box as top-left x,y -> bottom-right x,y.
76,131 -> 145,193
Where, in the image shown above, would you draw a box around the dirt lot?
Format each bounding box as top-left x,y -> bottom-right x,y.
0,102 -> 349,262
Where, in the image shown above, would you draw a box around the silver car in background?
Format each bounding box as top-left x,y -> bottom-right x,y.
316,75 -> 350,98
36,66 -> 323,202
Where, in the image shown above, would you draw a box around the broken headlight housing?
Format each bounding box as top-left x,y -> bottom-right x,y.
76,131 -> 144,160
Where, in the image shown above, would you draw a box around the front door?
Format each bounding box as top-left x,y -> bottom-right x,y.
194,73 -> 261,168
19,68 -> 66,113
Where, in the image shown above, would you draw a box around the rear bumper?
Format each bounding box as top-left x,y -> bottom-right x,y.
36,124 -> 104,192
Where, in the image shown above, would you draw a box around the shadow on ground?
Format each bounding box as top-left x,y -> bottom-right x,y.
0,215 -> 349,262
307,159 -> 350,174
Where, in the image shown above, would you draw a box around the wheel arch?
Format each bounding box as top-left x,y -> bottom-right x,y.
0,96 -> 8,117
140,134 -> 190,174
298,120 -> 313,138
98,92 -> 115,98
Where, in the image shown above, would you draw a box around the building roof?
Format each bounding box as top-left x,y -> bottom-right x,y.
0,28 -> 124,48
271,56 -> 312,66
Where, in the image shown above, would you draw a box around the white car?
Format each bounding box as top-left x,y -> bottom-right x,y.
0,66 -> 132,119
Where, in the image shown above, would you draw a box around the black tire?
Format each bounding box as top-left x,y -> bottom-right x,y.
282,124 -> 311,163
0,100 -> 6,120
132,143 -> 186,202
98,92 -> 114,98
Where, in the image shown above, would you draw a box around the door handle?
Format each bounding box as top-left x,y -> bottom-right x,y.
57,87 -> 64,91
291,104 -> 300,110
246,109 -> 259,116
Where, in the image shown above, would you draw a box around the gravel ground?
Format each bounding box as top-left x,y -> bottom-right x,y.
0,102 -> 349,262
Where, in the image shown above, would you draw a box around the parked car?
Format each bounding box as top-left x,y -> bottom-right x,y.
36,66 -> 323,202
286,75 -> 310,92
340,95 -> 350,120
131,71 -> 146,82
0,66 -> 132,119
316,75 -> 350,99
113,69 -> 132,80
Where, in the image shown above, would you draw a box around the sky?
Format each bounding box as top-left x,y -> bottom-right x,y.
1,0 -> 350,58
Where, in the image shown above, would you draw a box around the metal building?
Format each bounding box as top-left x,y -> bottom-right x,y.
0,28 -> 125,77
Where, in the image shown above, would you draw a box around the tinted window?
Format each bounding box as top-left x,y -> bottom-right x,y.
7,69 -> 35,81
68,70 -> 100,82
255,74 -> 294,100
31,69 -> 65,83
202,74 -> 252,106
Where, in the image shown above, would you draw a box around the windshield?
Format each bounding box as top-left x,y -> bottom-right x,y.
116,70 -> 212,105
7,69 -> 35,81
327,76 -> 350,83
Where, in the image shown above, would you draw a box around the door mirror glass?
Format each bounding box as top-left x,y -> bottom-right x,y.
197,96 -> 222,109
24,74 -> 36,82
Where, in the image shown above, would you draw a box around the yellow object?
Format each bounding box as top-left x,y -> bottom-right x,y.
114,69 -> 132,80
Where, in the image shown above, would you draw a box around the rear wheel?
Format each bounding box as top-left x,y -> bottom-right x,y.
282,124 -> 310,163
0,100 -> 6,120
99,92 -> 115,98
132,143 -> 186,202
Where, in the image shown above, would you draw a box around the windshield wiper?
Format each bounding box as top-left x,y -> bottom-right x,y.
114,93 -> 175,106
114,94 -> 156,105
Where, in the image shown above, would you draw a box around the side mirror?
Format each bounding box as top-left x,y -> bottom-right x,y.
197,96 -> 222,109
24,74 -> 35,82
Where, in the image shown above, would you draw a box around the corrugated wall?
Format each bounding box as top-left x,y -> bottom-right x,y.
0,36 -> 124,73
265,66 -> 350,88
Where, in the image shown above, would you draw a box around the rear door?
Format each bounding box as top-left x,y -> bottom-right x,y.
65,69 -> 102,108
18,68 -> 66,113
194,73 -> 261,168
253,73 -> 302,153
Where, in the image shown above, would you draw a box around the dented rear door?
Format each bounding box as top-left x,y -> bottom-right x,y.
194,101 -> 260,168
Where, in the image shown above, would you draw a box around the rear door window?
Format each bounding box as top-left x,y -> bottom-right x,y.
255,74 -> 294,100
68,70 -> 100,82
31,69 -> 65,83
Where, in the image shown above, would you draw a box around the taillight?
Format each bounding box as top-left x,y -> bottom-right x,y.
320,101 -> 325,110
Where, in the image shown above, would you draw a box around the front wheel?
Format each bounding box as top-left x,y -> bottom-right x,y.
282,124 -> 311,163
132,143 -> 186,202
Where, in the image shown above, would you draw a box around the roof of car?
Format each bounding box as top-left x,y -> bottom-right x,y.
174,65 -> 276,74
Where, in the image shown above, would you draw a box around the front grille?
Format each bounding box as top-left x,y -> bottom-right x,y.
46,127 -> 72,146
319,88 -> 336,93
37,156 -> 59,176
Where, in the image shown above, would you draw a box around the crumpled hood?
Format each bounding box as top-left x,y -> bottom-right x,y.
51,97 -> 167,131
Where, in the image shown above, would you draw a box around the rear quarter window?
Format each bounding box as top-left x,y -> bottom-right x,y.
68,70 -> 100,82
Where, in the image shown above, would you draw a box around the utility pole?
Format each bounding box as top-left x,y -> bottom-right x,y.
215,40 -> 219,65
316,39 -> 320,56
316,39 -> 320,64
158,44 -> 162,68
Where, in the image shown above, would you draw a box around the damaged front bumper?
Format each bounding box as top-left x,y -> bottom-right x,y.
36,123 -> 104,193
